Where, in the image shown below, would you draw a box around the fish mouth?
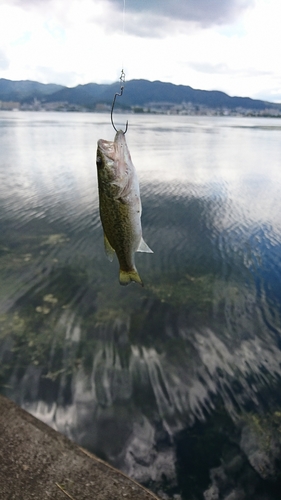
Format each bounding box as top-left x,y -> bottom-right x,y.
114,130 -> 126,145
97,139 -> 115,161
113,130 -> 127,159
97,131 -> 126,162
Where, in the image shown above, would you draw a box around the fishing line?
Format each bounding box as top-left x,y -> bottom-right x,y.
120,0 -> 126,71
110,0 -> 128,133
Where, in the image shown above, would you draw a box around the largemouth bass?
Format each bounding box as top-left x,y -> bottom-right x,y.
96,130 -> 153,286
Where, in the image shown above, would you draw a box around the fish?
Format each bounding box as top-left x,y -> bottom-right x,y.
96,130 -> 153,286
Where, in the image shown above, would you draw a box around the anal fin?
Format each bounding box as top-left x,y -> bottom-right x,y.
137,237 -> 153,253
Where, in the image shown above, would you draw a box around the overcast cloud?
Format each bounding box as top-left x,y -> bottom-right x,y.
0,50 -> 9,71
0,0 -> 281,102
109,0 -> 255,27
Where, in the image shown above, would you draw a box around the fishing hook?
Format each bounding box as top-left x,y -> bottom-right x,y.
111,70 -> 128,134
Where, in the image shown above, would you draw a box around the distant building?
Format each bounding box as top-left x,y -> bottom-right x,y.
0,101 -> 20,111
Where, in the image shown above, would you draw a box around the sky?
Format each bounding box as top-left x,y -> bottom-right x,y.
0,0 -> 280,102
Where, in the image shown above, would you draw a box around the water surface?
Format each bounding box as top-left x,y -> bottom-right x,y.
0,111 -> 281,499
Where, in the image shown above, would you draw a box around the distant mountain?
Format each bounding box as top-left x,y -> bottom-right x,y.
0,78 -> 64,102
0,78 -> 280,113
42,82 -> 109,106
120,79 -> 279,111
43,79 -> 280,111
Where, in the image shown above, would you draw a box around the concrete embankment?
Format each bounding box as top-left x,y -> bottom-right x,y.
0,394 -> 159,500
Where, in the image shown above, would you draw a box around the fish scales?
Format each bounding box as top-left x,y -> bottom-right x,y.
96,130 -> 152,286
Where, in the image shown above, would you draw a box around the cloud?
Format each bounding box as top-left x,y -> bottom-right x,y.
0,50 -> 9,70
9,0 -> 255,37
1,0 -> 280,104
34,66 -> 81,87
109,0 -> 255,28
7,0 -> 52,12
189,62 -> 272,78
189,62 -> 230,75
252,87 -> 281,104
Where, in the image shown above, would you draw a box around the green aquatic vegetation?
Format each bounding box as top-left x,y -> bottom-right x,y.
35,305 -> 51,314
0,232 -> 71,277
272,411 -> 281,427
35,294 -> 59,314
94,279 -> 147,314
153,273 -> 247,319
0,249 -> 32,272
243,413 -> 267,434
80,313 -> 131,370
0,239 -> 52,302
43,294 -> 59,304
0,302 -> 79,387
0,312 -> 25,340
0,311 -> 58,357
0,237 -> 259,412
93,308 -> 129,328
0,245 -> 10,255
40,233 -> 70,246
240,409 -> 281,459
0,261 -> 99,389
146,272 -> 216,312
161,274 -> 207,302
0,256 -> 112,380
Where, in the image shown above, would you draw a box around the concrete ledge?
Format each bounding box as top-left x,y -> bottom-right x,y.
0,394 -> 159,500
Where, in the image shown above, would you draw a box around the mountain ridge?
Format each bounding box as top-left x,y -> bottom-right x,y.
0,78 -> 280,113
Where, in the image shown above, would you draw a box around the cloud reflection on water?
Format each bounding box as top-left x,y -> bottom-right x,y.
0,112 -> 281,498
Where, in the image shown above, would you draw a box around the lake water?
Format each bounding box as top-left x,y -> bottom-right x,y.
0,111 -> 281,499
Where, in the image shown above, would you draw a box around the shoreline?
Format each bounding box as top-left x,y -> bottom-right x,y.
0,394 -> 159,500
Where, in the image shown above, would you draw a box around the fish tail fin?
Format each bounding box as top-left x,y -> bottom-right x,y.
119,269 -> 144,287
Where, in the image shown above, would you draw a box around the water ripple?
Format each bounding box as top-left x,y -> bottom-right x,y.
1,112 -> 281,496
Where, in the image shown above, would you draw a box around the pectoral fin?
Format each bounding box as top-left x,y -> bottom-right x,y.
137,237 -> 153,253
104,234 -> 115,262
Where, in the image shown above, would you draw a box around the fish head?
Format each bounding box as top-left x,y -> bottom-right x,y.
96,130 -> 132,182
113,130 -> 132,168
97,138 -> 114,165
96,137 -> 116,186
